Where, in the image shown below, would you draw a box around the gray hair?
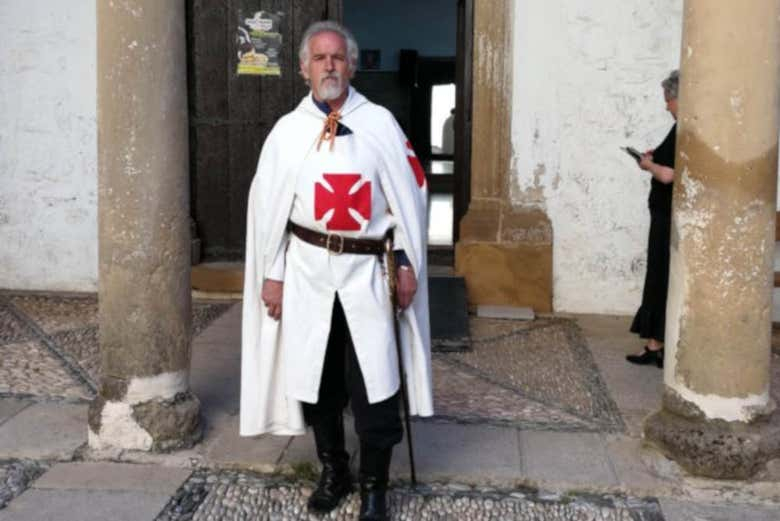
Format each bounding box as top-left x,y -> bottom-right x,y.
299,21 -> 359,72
661,69 -> 679,99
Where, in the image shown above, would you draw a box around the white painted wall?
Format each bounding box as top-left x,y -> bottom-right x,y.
0,0 -> 771,312
511,0 -> 684,314
0,0 -> 97,291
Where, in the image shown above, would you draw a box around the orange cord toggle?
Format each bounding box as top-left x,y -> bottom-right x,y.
317,111 -> 342,151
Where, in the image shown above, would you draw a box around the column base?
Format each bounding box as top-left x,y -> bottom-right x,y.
455,242 -> 552,312
88,391 -> 202,452
644,407 -> 780,479
455,202 -> 553,312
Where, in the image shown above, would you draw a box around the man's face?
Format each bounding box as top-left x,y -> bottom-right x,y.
300,31 -> 352,102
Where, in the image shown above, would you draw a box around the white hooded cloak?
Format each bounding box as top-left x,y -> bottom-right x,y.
240,87 -> 433,437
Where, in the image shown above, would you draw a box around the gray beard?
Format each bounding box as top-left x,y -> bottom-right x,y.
317,77 -> 345,101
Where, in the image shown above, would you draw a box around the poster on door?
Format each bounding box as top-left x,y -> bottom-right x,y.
237,11 -> 284,76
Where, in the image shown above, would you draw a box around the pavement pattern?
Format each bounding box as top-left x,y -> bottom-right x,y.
435,317 -> 624,432
0,292 -> 622,434
1,292 -> 780,520
154,470 -> 665,521
0,292 -> 232,399
0,461 -> 45,510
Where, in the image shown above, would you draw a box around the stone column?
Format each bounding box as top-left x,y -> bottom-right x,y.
644,0 -> 780,478
454,0 -> 553,312
89,0 -> 200,451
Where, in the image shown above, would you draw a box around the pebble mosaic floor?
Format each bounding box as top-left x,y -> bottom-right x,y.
0,292 -> 626,433
3,293 -> 780,519
432,317 -> 624,432
154,469 -> 664,521
2,292 -> 777,434
0,292 -> 232,401
0,460 -> 45,510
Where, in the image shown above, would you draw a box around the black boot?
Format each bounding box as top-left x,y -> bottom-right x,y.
358,445 -> 392,521
307,415 -> 352,514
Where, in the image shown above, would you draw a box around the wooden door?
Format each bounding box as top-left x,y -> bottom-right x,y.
187,0 -> 342,260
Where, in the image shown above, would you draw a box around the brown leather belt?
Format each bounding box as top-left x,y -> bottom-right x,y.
289,222 -> 388,255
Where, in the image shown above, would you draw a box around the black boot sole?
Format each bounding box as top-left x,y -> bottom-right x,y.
307,482 -> 353,514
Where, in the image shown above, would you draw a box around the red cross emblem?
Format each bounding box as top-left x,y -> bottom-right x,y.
406,140 -> 426,188
314,174 -> 372,231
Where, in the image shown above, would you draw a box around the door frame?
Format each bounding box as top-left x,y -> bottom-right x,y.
453,0 -> 473,243
336,0 -> 473,247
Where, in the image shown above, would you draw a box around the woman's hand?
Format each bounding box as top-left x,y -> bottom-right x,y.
639,153 -> 654,171
261,279 -> 283,320
639,153 -> 675,184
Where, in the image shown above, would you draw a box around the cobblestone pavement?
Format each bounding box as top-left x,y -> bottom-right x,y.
155,470 -> 664,521
0,292 -> 232,401
0,460 -> 45,510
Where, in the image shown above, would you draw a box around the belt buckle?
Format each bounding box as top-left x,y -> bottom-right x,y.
325,233 -> 344,255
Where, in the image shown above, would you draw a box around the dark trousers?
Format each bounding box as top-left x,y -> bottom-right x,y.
302,296 -> 403,450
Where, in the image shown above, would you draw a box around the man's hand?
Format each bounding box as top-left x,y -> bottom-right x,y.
261,279 -> 283,320
396,267 -> 417,310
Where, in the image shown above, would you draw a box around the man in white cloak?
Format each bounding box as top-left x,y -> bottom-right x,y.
241,21 -> 433,521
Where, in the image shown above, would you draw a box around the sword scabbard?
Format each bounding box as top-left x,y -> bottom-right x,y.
384,236 -> 417,486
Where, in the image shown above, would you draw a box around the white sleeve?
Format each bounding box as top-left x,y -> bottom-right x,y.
264,232 -> 289,281
393,220 -> 408,252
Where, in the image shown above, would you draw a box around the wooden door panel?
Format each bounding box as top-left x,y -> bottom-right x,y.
292,0 -> 330,102
189,2 -> 230,121
188,0 -> 334,259
191,124 -> 231,251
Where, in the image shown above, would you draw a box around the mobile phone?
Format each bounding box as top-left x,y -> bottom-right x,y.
622,146 -> 642,163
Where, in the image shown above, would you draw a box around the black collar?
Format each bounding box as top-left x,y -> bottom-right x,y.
311,95 -> 352,135
312,95 -> 333,115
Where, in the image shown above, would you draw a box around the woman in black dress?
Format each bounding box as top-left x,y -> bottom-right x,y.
627,70 -> 678,368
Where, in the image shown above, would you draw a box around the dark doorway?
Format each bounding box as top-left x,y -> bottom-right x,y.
346,0 -> 472,256
407,55 -> 456,248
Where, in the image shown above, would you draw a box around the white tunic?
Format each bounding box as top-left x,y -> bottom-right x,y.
281,131 -> 399,404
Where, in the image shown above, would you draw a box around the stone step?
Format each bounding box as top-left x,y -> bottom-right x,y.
192,262 -> 471,351
191,262 -> 243,293
191,261 -> 472,349
192,253 -> 456,294
429,275 -> 470,351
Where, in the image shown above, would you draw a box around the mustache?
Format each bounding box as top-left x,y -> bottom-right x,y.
319,72 -> 341,84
